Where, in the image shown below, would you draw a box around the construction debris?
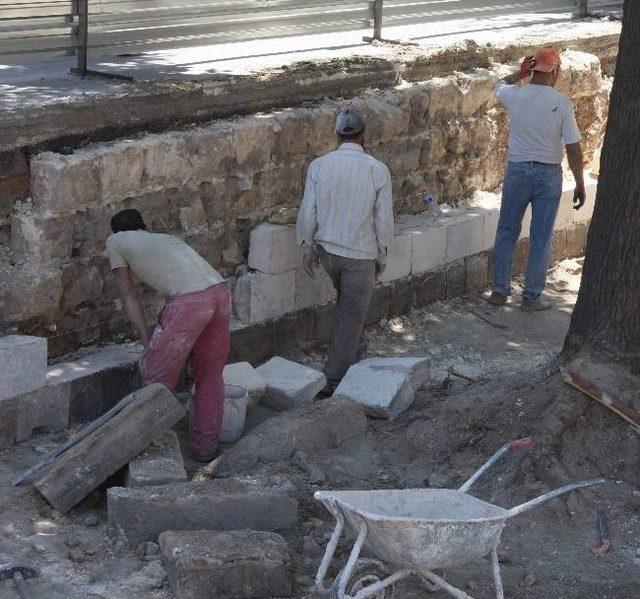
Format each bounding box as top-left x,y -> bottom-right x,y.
33,384 -> 185,512
126,430 -> 187,488
160,530 -> 294,599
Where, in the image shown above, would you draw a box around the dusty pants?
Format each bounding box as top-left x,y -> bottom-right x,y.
142,283 -> 231,457
318,246 -> 376,383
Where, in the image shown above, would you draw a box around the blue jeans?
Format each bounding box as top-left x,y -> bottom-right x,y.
492,161 -> 562,302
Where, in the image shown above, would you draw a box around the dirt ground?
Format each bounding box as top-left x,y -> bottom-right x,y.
1,259 -> 639,598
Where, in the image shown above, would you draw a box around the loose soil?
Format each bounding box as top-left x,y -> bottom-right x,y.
1,259 -> 638,598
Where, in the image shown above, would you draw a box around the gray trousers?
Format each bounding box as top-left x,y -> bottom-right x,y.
318,246 -> 376,382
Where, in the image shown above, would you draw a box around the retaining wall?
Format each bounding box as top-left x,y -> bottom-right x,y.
0,50 -> 608,356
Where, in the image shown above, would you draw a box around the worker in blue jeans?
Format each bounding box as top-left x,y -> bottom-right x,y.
488,48 -> 586,311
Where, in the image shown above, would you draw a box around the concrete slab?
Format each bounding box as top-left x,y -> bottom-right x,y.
445,212 -> 485,263
334,357 -> 431,419
160,530 -> 293,599
107,475 -> 298,546
126,430 -> 187,488
0,335 -> 47,401
256,357 -> 326,411
223,362 -> 266,408
411,223 -> 447,274
234,271 -> 296,324
378,231 -> 413,283
248,223 -> 302,274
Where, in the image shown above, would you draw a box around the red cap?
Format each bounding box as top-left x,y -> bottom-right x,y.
533,48 -> 561,73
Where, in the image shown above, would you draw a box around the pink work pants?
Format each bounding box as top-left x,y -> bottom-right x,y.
142,283 -> 231,457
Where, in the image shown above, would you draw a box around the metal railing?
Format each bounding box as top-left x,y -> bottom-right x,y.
0,0 -> 616,70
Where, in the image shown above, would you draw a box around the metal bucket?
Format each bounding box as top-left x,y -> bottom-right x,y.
219,384 -> 248,443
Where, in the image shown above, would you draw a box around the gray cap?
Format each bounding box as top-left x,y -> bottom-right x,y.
335,108 -> 366,136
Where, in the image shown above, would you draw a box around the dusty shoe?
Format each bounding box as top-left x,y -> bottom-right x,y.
485,291 -> 508,306
317,379 -> 339,399
521,299 -> 552,312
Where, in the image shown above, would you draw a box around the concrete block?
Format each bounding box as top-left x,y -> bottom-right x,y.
160,530 -> 293,599
411,268 -> 446,308
256,357 -> 326,411
219,397 -> 367,475
410,223 -> 447,274
334,357 -> 430,419
34,384 -> 185,512
446,259 -> 466,298
223,362 -> 266,408
15,385 -> 69,442
11,212 -> 76,263
228,320 -> 276,365
0,335 -> 47,401
0,397 -> 18,448
234,271 -> 296,324
126,430 -> 187,488
378,231 -> 413,283
248,223 -> 302,274
107,475 -> 298,546
294,267 -> 336,310
465,252 -> 489,292
445,212 -> 485,263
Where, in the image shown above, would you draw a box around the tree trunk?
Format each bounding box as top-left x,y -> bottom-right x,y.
563,0 -> 640,369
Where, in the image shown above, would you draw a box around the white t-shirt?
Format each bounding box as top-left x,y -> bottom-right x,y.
495,81 -> 582,164
106,230 -> 223,298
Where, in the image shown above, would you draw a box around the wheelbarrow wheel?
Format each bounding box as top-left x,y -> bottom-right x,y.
344,558 -> 393,599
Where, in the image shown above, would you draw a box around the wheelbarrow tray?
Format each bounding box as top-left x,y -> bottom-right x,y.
316,489 -> 507,570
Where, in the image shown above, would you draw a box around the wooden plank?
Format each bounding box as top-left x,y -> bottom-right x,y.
33,384 -> 185,513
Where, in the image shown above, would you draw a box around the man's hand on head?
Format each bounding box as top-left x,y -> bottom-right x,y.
573,182 -> 586,210
303,246 -> 319,278
518,56 -> 537,79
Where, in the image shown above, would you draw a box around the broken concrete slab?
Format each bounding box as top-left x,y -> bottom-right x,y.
126,430 -> 186,488
0,335 -> 47,401
108,475 -> 298,546
334,357 -> 431,419
34,384 -> 185,512
223,362 -> 265,408
160,530 -> 293,599
256,357 -> 326,411
248,223 -> 302,274
219,397 -> 367,474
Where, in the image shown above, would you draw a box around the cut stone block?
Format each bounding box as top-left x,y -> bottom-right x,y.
108,475 -> 298,546
223,362 -> 266,408
256,357 -> 326,411
445,212 -> 485,263
160,530 -> 293,599
34,384 -> 185,512
126,430 -> 187,488
410,223 -> 447,274
378,232 -> 413,283
219,397 -> 367,475
0,335 -> 47,401
233,271 -> 296,324
15,385 -> 70,442
248,223 -> 302,274
334,357 -> 431,419
294,266 -> 336,310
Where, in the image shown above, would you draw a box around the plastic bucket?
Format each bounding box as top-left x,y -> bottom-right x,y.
219,384 -> 248,443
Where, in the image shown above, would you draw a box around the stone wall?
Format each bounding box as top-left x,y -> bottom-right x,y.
0,50 -> 608,356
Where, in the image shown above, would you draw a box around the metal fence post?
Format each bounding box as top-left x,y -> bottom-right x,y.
373,0 -> 383,40
579,0 -> 588,17
77,0 -> 88,75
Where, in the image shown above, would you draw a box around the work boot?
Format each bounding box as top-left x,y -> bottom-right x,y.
521,299 -> 552,312
485,291 -> 508,306
317,378 -> 339,399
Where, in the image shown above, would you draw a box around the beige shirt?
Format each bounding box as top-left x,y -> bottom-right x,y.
296,143 -> 394,260
105,230 -> 223,298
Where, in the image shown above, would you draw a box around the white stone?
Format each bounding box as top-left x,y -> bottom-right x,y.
294,267 -> 336,310
256,357 -> 326,411
410,223 -> 447,274
334,357 -> 430,419
223,362 -> 266,408
233,271 -> 296,324
248,223 -> 302,274
0,335 -> 47,401
378,231 -> 413,283
445,212 -> 485,263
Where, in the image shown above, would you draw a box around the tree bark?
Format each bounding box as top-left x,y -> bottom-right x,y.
564,0 -> 640,369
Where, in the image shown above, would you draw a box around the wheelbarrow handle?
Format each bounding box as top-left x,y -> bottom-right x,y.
458,437 -> 532,493
506,478 -> 606,518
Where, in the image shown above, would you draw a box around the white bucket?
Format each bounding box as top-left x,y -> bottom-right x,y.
219,384 -> 248,443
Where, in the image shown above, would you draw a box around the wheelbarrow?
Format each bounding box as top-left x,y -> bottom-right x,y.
314,437 -> 605,599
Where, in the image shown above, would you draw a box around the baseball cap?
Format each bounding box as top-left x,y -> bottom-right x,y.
336,108 -> 366,135
533,48 -> 561,73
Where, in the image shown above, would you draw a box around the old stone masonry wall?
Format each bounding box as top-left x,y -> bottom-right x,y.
1,50 -> 608,356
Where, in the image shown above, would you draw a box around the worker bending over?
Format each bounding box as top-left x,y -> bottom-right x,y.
106,209 -> 230,462
297,108 -> 393,394
488,48 -> 585,311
